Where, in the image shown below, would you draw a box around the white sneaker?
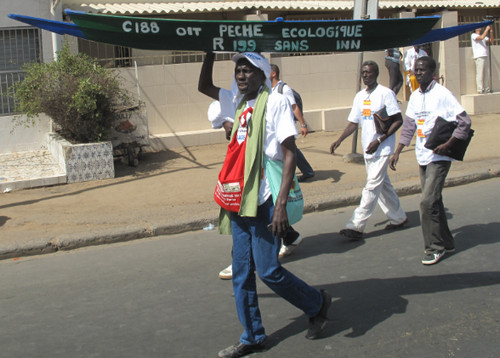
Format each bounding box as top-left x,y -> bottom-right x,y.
219,264 -> 232,280
279,235 -> 303,258
421,251 -> 445,265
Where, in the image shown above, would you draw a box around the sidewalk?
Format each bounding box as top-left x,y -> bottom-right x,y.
1,113 -> 499,260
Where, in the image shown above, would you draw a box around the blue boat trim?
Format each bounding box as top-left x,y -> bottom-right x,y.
412,20 -> 494,45
8,14 -> 86,39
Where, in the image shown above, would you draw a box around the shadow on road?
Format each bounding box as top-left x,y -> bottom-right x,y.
367,210 -> 421,239
0,216 -> 10,227
262,271 -> 500,348
452,222 -> 500,251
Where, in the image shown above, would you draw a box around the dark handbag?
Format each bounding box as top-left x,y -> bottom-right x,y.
424,116 -> 474,161
373,106 -> 394,134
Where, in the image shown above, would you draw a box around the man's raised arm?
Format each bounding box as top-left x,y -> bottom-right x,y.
198,52 -> 221,100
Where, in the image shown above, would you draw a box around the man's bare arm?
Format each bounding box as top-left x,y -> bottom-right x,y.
198,52 -> 221,100
292,104 -> 308,137
270,136 -> 296,237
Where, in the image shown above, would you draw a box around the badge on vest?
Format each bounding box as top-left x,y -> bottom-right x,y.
237,107 -> 253,145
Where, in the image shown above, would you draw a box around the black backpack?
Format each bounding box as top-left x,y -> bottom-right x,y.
277,82 -> 303,121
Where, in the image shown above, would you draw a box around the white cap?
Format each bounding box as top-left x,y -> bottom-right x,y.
232,52 -> 271,80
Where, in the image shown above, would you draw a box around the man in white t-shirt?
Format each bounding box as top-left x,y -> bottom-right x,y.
390,56 -> 472,265
199,52 -> 331,357
330,61 -> 407,240
269,63 -> 315,257
270,64 -> 315,182
404,45 -> 428,93
209,65 -> 308,277
471,26 -> 493,94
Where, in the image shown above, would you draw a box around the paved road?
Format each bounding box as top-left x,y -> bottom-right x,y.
1,178 -> 499,357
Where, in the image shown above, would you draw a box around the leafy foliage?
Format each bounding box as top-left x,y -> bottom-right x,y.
13,44 -> 133,143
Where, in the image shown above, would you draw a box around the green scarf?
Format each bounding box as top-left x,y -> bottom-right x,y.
218,85 -> 269,234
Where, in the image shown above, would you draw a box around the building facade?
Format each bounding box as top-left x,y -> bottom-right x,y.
1,0 -> 499,153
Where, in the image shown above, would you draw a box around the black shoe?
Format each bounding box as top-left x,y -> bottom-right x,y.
282,226 -> 300,246
384,217 -> 408,231
306,290 -> 332,340
298,174 -> 314,182
339,228 -> 363,240
218,340 -> 267,358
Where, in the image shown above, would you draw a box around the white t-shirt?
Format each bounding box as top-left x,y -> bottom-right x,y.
347,84 -> 401,159
405,83 -> 465,165
217,88 -> 238,122
219,87 -> 297,204
272,81 -> 296,106
404,47 -> 428,72
471,33 -> 489,58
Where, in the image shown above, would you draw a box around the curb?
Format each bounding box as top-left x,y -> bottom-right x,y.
1,168 -> 498,261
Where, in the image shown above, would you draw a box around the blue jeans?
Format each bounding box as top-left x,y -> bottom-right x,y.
230,198 -> 323,345
296,148 -> 314,177
419,161 -> 454,253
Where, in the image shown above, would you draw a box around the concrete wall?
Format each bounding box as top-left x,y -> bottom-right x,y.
461,46 -> 500,94
460,44 -> 500,115
116,50 -> 392,140
0,0 -> 57,154
0,116 -> 52,154
438,11 -> 461,99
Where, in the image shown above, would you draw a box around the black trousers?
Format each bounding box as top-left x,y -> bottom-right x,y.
385,59 -> 403,95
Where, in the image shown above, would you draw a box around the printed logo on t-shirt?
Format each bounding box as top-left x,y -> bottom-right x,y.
363,100 -> 371,118
417,119 -> 426,138
237,107 -> 253,145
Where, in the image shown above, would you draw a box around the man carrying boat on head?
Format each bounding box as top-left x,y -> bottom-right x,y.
199,52 -> 331,357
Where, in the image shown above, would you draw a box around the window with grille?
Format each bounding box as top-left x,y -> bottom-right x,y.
77,37 -> 232,67
77,38 -> 133,68
0,27 -> 42,115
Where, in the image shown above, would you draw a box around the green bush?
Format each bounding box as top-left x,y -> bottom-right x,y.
13,44 -> 133,143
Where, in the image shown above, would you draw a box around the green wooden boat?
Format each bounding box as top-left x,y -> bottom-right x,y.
10,9 -> 441,53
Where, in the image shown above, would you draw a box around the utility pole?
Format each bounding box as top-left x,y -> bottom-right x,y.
346,0 -> 379,162
484,16 -> 494,92
50,0 -> 62,60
